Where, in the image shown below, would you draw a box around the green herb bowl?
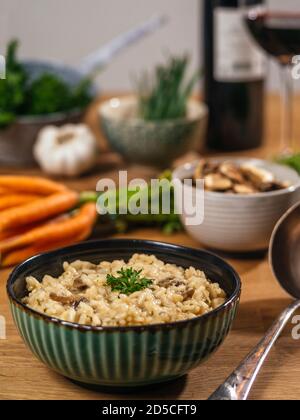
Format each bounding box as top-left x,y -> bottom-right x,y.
99,96 -> 208,167
7,239 -> 240,389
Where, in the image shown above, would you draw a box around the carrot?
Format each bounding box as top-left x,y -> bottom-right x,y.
0,191 -> 78,232
0,213 -> 71,241
0,187 -> 11,195
0,176 -> 67,195
0,194 -> 40,211
1,225 -> 93,267
0,202 -> 96,253
0,224 -> 39,242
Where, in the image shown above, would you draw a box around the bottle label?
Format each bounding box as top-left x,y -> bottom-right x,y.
214,7 -> 266,82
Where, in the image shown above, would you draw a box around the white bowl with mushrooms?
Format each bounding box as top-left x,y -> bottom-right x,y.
173,158 -> 300,252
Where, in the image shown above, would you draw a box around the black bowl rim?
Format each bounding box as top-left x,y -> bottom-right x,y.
7,239 -> 241,333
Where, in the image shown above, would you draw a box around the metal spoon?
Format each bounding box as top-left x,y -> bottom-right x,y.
208,201 -> 300,400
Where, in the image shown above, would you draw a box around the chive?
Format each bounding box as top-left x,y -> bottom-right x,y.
135,54 -> 199,121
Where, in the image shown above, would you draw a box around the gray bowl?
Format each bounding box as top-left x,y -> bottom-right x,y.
99,96 -> 208,167
0,60 -> 96,166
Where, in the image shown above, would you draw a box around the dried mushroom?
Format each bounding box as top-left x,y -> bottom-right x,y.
193,160 -> 289,194
50,293 -> 77,305
193,159 -> 219,181
49,293 -> 89,309
233,184 -> 257,194
181,288 -> 195,301
72,297 -> 89,310
219,162 -> 245,184
205,174 -> 232,191
158,277 -> 185,288
240,164 -> 274,189
69,277 -> 88,293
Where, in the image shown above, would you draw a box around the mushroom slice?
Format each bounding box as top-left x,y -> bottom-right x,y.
50,293 -> 89,308
72,297 -> 89,310
219,162 -> 245,184
70,277 -> 88,293
181,288 -> 195,301
260,181 -> 288,192
203,162 -> 220,176
158,277 -> 185,288
50,293 -> 76,305
233,184 -> 257,194
241,164 -> 274,189
193,159 -> 206,180
205,174 -> 232,191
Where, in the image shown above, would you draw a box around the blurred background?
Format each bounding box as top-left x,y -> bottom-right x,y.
1,0 -> 299,92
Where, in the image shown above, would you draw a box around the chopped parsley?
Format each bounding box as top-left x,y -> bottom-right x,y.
106,268 -> 153,295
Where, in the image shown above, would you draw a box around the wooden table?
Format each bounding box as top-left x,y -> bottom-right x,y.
1,95 -> 300,401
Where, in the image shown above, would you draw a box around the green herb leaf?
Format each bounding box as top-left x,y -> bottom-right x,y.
0,39 -> 93,127
106,268 -> 153,295
78,169 -> 183,235
23,73 -> 72,115
277,154 -> 300,175
135,54 -> 200,121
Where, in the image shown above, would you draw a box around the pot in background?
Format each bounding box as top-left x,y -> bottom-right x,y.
0,60 -> 95,166
173,158 -> 300,253
0,111 -> 83,166
99,96 -> 208,167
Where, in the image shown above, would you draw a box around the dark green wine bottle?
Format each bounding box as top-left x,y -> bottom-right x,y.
203,0 -> 266,151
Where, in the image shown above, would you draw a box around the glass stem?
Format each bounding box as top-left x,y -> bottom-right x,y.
280,64 -> 294,155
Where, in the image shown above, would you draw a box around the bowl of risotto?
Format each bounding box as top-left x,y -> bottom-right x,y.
7,239 -> 241,388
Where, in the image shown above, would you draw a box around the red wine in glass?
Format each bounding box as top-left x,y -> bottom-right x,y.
246,8 -> 300,154
245,10 -> 300,64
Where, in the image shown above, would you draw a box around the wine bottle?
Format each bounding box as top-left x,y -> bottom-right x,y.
203,0 -> 266,151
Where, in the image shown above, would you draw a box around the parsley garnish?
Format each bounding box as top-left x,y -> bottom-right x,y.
106,268 -> 153,295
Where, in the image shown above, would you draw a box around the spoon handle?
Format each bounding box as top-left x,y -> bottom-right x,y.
208,300 -> 300,400
79,15 -> 167,76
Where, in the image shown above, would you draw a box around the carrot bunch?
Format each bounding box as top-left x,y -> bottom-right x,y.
0,176 -> 97,267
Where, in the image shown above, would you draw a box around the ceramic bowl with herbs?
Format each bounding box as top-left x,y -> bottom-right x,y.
173,158 -> 300,252
100,55 -> 207,167
7,239 -> 240,388
100,96 -> 207,167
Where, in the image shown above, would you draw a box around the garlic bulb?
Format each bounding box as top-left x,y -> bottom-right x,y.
34,124 -> 98,177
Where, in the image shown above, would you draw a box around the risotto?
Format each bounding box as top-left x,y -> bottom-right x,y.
23,254 -> 227,327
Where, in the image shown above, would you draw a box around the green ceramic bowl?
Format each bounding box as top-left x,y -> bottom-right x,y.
99,96 -> 208,167
7,239 -> 241,389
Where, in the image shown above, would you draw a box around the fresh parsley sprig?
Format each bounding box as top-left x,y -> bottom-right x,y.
277,153 -> 300,175
106,268 -> 153,295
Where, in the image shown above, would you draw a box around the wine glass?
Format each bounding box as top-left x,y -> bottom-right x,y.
244,2 -> 300,156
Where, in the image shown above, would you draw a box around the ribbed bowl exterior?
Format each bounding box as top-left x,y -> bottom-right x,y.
174,159 -> 300,252
7,239 -> 241,388
184,191 -> 300,252
10,297 -> 238,387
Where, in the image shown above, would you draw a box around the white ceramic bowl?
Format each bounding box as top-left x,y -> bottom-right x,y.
173,158 -> 300,252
